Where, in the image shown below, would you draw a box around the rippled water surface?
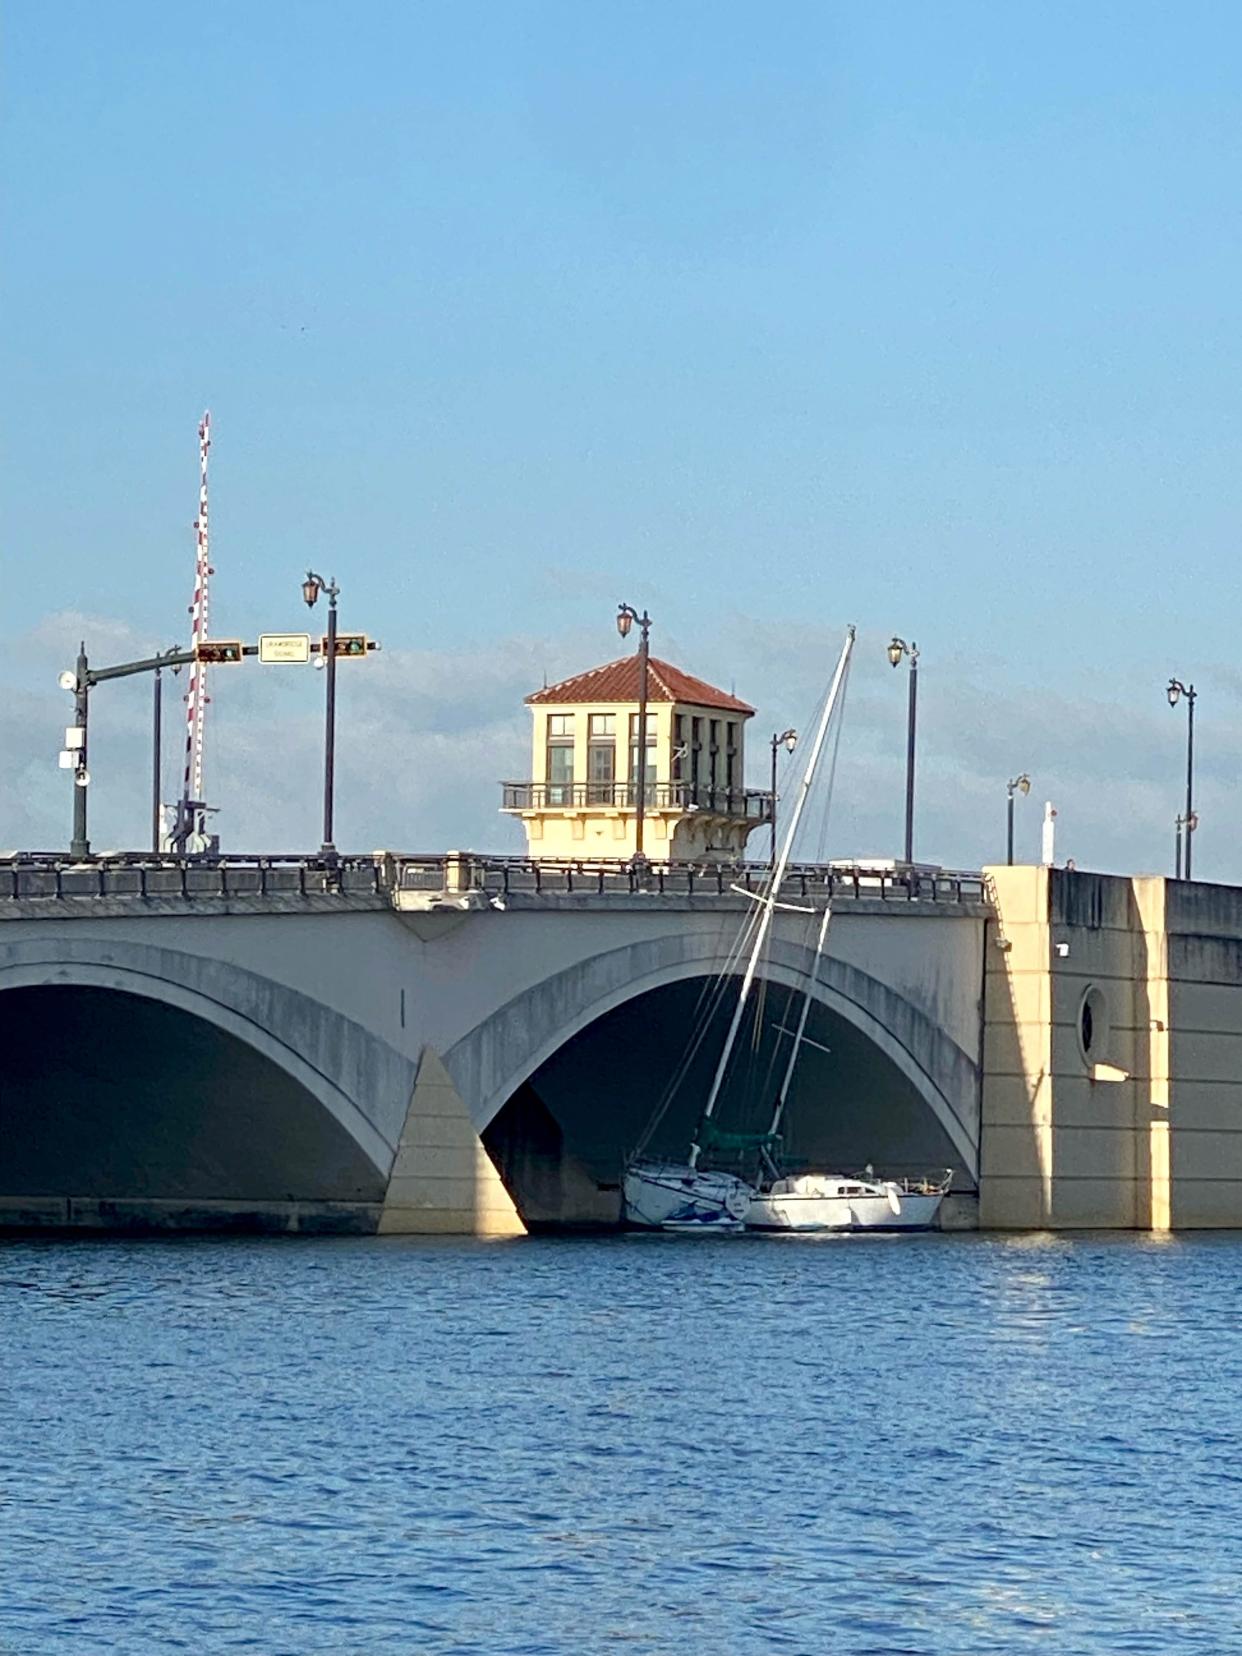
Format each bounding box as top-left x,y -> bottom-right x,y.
3,1231 -> 1240,1653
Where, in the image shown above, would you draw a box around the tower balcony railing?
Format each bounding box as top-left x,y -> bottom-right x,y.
500,781 -> 773,820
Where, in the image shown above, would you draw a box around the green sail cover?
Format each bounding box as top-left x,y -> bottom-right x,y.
698,1121 -> 783,1153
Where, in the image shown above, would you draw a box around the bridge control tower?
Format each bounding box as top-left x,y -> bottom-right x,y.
501,655 -> 773,861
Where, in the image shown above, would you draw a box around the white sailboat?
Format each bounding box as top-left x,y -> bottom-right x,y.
620,1162 -> 754,1231
742,793 -> 952,1233
624,626 -> 858,1231
745,1170 -> 951,1232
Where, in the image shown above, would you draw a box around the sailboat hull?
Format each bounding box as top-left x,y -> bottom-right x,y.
623,1162 -> 753,1231
746,1176 -> 946,1233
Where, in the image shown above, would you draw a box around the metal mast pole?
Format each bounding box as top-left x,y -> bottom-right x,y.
70,642 -> 90,859
635,615 -> 650,862
179,411 -> 212,844
322,587 -> 338,856
152,666 -> 163,853
770,735 -> 779,868
1184,688 -> 1196,881
904,646 -> 918,865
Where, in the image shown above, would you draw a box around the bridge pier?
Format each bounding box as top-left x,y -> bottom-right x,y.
379,1048 -> 524,1236
981,865 -> 1242,1229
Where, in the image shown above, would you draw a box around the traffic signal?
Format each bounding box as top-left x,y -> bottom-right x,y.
196,639 -> 243,664
324,633 -> 369,658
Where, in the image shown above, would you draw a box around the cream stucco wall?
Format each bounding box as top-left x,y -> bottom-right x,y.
981,865 -> 1242,1230
506,697 -> 761,861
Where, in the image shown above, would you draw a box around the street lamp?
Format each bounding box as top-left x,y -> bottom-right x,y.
617,603 -> 652,863
61,644 -> 90,858
1006,773 -> 1031,865
304,571 -> 341,857
150,645 -> 184,853
888,637 -> 919,865
770,728 -> 797,866
58,640 -> 198,859
1175,810 -> 1199,884
1167,677 -> 1197,879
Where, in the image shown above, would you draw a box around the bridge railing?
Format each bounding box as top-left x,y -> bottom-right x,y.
394,856 -> 989,905
0,853 -> 390,902
0,851 -> 990,908
500,781 -> 774,819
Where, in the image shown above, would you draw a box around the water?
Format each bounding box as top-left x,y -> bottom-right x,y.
2,1231 -> 1239,1654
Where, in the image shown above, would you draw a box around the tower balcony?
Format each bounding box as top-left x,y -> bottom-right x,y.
500,781 -> 773,821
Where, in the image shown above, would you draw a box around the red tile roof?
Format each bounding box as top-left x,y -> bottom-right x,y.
527,655 -> 753,714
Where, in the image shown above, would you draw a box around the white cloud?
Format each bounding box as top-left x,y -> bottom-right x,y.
2,606 -> 1239,884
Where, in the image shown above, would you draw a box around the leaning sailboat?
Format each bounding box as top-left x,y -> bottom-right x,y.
623,626 -> 858,1230
742,756 -> 951,1234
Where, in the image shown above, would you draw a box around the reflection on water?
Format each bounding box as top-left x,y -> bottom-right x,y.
3,1231 -> 1240,1654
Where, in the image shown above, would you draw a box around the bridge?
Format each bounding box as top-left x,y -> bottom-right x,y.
6,852 -> 1242,1233
0,852 -> 989,1234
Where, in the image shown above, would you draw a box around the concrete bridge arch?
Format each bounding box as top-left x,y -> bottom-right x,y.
445,926 -> 981,1180
0,937 -> 417,1224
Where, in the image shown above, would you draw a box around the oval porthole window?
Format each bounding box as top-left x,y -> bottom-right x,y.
1078,985 -> 1110,1064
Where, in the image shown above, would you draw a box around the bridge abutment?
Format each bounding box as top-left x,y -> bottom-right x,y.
981,865 -> 1242,1229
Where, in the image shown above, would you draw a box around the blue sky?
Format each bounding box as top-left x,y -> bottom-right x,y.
3,2 -> 1241,873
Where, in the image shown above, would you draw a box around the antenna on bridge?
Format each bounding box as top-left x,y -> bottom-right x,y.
169,412 -> 219,853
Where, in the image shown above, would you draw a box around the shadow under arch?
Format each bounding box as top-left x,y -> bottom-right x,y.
0,940 -> 414,1172
0,962 -> 401,1231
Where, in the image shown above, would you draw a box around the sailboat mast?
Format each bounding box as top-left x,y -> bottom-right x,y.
770,902 -> 832,1139
689,624 -> 856,1168
768,686 -> 852,1137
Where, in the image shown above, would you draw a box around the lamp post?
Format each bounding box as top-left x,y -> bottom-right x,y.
1006,773 -> 1031,865
149,645 -> 185,854
65,643 -> 90,859
1167,678 -> 1197,880
59,641 -> 197,859
887,637 -> 919,865
152,662 -> 163,853
770,728 -> 797,866
616,603 -> 652,863
1174,811 -> 1198,882
304,571 -> 341,857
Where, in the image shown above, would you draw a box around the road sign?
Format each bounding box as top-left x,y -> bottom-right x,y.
259,633 -> 312,664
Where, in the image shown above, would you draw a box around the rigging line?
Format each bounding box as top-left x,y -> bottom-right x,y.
770,901 -> 833,1140
714,654 -> 852,1133
633,904 -> 769,1157
741,707 -> 822,1082
767,652 -> 855,1142
755,977 -> 802,1106
810,656 -> 851,865
690,625 -> 856,1168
